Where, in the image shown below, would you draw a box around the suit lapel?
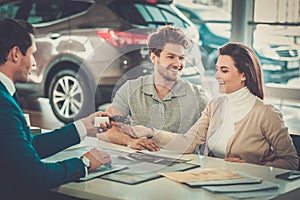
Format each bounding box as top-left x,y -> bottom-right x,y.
0,82 -> 32,141
0,82 -> 22,111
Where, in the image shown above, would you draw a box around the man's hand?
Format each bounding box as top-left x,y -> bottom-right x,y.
81,111 -> 112,137
82,148 -> 111,172
127,138 -> 160,151
119,124 -> 154,139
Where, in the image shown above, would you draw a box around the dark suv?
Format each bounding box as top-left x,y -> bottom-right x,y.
175,2 -> 300,83
0,0 -> 200,123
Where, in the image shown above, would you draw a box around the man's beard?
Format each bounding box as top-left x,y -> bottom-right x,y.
156,61 -> 182,82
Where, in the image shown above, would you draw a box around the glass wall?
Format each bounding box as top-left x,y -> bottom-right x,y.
254,0 -> 300,134
175,0 -> 300,134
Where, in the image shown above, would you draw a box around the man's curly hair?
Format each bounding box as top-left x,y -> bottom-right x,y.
147,25 -> 191,57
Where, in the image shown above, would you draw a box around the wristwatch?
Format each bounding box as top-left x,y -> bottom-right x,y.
80,156 -> 91,169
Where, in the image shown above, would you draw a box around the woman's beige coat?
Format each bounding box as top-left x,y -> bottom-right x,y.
152,97 -> 299,170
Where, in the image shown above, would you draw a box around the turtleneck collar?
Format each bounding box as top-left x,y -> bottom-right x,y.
227,87 -> 254,104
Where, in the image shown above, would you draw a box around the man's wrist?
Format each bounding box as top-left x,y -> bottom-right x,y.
74,120 -> 87,141
80,156 -> 91,176
82,165 -> 88,177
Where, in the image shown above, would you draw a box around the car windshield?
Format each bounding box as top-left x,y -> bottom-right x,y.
254,25 -> 297,45
109,2 -> 190,29
192,7 -> 231,38
193,7 -> 231,22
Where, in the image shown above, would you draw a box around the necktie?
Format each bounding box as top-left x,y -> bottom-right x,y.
13,92 -> 20,105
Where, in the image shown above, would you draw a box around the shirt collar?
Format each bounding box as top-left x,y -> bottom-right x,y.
0,71 -> 15,96
142,74 -> 187,100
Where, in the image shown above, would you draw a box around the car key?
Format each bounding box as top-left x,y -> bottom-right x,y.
109,115 -> 133,125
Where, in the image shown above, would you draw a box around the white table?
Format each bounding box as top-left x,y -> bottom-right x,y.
47,137 -> 300,200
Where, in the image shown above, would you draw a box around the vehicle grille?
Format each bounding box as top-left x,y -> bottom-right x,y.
277,49 -> 299,58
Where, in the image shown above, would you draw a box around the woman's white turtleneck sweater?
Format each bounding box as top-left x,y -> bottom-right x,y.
208,87 -> 257,158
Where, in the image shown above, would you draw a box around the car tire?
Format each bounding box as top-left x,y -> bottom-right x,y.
48,69 -> 93,123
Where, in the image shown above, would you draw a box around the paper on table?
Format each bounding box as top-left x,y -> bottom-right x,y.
43,146 -> 92,162
227,189 -> 281,199
159,168 -> 244,183
186,171 -> 262,187
121,162 -> 165,174
140,148 -> 192,162
79,165 -> 127,181
203,180 -> 279,193
101,162 -> 199,185
43,146 -> 127,181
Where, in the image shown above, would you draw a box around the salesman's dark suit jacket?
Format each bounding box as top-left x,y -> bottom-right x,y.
0,82 -> 85,199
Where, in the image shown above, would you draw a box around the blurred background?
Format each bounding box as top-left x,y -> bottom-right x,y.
0,0 -> 299,134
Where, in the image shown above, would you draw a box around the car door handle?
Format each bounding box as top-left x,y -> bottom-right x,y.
49,33 -> 61,39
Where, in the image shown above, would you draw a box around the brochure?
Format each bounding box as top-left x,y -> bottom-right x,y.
159,167 -> 244,183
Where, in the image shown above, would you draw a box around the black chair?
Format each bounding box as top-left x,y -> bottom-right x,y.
290,134 -> 300,170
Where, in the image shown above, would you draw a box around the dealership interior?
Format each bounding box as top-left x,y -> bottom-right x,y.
23,0 -> 300,135
1,0 -> 300,199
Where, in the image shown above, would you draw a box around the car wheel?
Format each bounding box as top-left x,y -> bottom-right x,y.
48,69 -> 91,123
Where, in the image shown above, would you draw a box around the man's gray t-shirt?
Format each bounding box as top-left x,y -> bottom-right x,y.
112,74 -> 208,134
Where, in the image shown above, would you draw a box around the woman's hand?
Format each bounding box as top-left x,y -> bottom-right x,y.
224,157 -> 246,163
260,153 -> 275,165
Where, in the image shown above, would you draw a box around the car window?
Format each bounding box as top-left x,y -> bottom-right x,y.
0,0 -> 93,24
109,2 -> 189,29
158,4 -> 188,28
60,1 -> 93,19
194,8 -> 231,22
32,0 -> 93,24
177,8 -> 199,22
0,2 -> 19,19
109,3 -> 146,25
141,4 -> 166,25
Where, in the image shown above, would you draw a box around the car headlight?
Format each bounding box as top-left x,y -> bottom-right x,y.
262,63 -> 282,71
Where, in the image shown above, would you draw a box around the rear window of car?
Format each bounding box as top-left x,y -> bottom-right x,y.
0,3 -> 18,19
109,2 -> 189,29
0,0 -> 93,24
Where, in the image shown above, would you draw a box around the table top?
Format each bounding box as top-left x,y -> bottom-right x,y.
48,137 -> 300,200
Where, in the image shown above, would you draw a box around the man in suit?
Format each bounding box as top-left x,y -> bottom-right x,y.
0,18 -> 111,199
